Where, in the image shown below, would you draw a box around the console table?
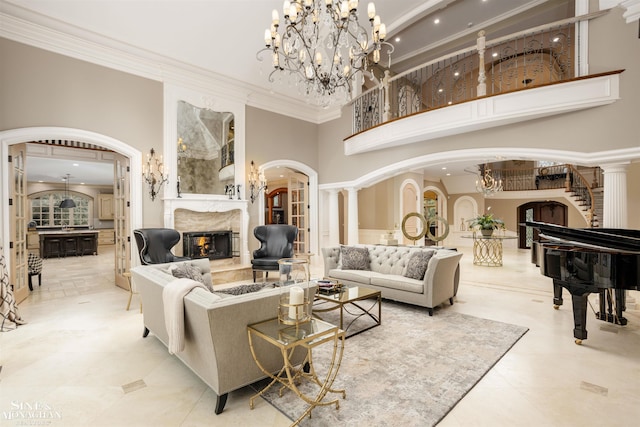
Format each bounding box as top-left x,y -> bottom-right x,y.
463,234 -> 517,267
247,317 -> 345,426
39,230 -> 98,258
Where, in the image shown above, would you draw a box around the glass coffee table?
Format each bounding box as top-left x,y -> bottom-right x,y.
314,285 -> 382,338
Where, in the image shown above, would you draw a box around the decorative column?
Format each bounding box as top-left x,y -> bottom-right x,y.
327,189 -> 340,246
347,187 -> 359,245
601,163 -> 628,228
601,163 -> 634,308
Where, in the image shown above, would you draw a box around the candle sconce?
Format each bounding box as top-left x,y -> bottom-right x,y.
142,148 -> 168,201
277,258 -> 311,326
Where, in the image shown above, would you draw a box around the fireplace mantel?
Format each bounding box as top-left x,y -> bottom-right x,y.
163,196 -> 250,264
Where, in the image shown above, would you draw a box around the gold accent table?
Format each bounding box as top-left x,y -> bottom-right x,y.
463,234 -> 517,267
314,285 -> 382,338
247,318 -> 346,426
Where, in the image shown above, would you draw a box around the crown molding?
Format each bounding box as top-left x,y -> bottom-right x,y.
0,4 -> 336,124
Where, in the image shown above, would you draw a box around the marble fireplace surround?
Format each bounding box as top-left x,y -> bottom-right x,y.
163,197 -> 250,266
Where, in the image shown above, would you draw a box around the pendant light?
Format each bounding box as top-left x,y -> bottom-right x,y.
59,174 -> 76,208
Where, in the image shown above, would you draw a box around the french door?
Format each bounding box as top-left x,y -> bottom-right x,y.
113,153 -> 131,290
288,172 -> 309,255
9,144 -> 29,303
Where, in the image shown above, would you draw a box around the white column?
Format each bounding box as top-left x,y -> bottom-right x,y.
601,163 -> 635,308
601,163 -> 628,228
347,187 -> 359,245
476,30 -> 487,97
327,189 -> 340,246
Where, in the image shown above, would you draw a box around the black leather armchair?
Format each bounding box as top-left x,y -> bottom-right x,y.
251,224 -> 298,282
133,228 -> 190,265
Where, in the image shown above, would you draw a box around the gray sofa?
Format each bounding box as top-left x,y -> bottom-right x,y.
321,245 -> 462,315
131,258 -> 310,414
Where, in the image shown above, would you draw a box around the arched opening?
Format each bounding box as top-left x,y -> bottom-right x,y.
1,127 -> 142,302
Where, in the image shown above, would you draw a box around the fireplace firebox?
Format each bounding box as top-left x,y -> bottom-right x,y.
183,231 -> 233,260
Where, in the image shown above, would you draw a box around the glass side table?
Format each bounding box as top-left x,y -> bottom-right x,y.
247,317 -> 345,426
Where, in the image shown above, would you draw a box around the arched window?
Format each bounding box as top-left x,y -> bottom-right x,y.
30,191 -> 91,227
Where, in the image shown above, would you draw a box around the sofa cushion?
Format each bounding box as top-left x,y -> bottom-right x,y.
340,246 -> 370,270
328,268 -> 373,285
404,250 -> 434,280
368,245 -> 411,275
170,262 -> 213,291
370,273 -> 424,294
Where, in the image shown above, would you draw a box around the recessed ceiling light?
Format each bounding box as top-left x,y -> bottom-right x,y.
492,52 -> 498,57
38,180 -> 43,183
434,18 -> 440,24
395,36 -> 400,43
73,163 -> 79,166
446,173 -> 451,176
441,167 -> 447,170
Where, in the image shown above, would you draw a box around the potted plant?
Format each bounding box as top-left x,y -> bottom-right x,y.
468,213 -> 505,237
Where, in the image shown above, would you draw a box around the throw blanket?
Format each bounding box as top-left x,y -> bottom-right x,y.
1,243 -> 27,332
162,278 -> 207,354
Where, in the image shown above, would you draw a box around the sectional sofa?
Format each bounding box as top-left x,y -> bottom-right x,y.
131,258 -> 310,414
321,245 -> 462,315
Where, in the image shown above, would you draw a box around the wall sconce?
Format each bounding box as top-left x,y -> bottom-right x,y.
248,160 -> 267,203
142,148 -> 168,201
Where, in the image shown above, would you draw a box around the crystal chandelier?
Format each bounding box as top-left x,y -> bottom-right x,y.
259,0 -> 393,107
476,164 -> 503,196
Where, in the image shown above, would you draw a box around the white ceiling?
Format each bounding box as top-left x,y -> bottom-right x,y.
7,0 -> 576,185
28,157 -> 114,187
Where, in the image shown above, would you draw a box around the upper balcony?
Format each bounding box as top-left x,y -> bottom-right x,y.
346,9 -> 622,155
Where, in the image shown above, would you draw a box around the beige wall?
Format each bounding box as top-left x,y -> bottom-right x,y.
358,180 -> 394,229
0,38 -> 165,226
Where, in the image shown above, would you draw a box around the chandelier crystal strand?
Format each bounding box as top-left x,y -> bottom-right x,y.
259,0 -> 393,107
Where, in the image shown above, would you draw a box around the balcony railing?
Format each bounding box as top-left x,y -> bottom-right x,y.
351,10 -> 609,135
487,164 -> 602,227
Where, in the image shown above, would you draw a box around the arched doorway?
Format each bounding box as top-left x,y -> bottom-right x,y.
1,127 -> 143,302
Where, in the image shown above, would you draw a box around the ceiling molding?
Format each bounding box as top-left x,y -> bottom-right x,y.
344,72 -> 622,156
0,5 -> 333,124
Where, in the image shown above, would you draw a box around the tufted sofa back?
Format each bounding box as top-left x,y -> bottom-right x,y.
322,245 -> 438,277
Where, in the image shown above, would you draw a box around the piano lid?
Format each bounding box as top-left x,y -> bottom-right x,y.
526,221 -> 640,253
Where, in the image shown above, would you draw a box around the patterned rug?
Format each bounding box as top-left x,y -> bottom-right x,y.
255,300 -> 528,426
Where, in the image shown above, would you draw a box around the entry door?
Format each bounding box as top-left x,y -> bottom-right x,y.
288,172 -> 309,254
113,153 -> 130,290
9,144 -> 29,303
518,201 -> 567,248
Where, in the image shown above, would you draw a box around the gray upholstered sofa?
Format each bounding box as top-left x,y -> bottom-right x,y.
131,258 -> 310,415
321,245 -> 462,315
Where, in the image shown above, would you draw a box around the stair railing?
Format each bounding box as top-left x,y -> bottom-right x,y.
566,165 -> 597,228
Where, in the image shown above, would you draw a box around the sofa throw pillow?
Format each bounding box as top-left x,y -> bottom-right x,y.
171,263 -> 212,292
403,251 -> 434,280
216,283 -> 269,296
340,246 -> 370,270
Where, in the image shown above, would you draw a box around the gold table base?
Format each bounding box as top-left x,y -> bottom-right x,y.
247,319 -> 345,426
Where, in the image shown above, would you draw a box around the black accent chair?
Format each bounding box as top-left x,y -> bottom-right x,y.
251,224 -> 298,282
133,228 -> 190,265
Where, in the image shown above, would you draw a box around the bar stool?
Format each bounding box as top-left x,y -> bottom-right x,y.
27,253 -> 43,291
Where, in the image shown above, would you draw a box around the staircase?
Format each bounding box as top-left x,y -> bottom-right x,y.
566,165 -> 604,228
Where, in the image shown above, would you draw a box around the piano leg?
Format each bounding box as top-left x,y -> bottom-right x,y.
553,282 -> 563,308
570,293 -> 589,344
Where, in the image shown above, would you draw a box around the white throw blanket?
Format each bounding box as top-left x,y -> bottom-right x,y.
162,278 -> 207,354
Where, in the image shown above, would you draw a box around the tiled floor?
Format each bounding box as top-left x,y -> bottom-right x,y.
1,245 -> 639,426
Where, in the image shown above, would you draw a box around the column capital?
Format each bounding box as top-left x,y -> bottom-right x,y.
600,163 -> 629,174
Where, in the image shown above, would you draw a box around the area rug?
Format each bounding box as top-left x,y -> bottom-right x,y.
255,301 -> 528,426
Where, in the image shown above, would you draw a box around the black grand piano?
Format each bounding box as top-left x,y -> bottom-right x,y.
527,221 -> 640,344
